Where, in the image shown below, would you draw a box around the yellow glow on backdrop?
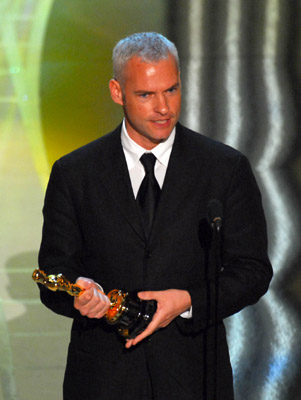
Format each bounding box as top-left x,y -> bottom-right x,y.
41,0 -> 168,167
0,2 -> 167,399
0,0 -> 53,190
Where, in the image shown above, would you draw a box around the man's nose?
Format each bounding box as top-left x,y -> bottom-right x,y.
154,94 -> 169,114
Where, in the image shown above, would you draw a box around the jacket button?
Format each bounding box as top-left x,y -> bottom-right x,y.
145,251 -> 152,259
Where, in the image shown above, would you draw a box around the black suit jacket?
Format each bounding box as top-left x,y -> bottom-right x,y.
39,123 -> 272,400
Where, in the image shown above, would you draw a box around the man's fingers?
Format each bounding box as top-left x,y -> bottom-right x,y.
75,287 -> 94,307
124,308 -> 162,348
126,310 -> 163,347
74,286 -> 110,318
125,339 -> 135,349
125,322 -> 157,348
85,297 -> 110,318
131,325 -> 155,346
124,289 -> 192,348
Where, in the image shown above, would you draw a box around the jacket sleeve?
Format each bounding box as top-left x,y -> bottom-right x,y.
37,160 -> 85,320
177,154 -> 273,334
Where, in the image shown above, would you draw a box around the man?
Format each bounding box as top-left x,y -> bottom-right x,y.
38,32 -> 272,399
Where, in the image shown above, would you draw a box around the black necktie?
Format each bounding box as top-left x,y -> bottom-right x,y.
137,153 -> 161,238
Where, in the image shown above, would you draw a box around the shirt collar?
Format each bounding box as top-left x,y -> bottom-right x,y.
121,119 -> 175,169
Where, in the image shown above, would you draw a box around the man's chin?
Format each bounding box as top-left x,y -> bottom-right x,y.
149,133 -> 172,145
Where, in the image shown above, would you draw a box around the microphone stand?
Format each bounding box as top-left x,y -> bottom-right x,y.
211,217 -> 222,400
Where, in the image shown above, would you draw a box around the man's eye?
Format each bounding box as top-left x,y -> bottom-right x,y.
139,93 -> 149,99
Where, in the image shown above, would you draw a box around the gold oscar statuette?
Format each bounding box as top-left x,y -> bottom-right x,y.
32,269 -> 156,339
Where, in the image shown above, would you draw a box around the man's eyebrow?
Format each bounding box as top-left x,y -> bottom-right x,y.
134,90 -> 154,94
166,83 -> 180,91
134,83 -> 180,95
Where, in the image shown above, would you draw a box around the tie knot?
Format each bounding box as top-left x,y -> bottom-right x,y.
140,153 -> 157,174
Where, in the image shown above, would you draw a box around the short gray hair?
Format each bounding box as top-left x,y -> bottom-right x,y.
112,32 -> 179,83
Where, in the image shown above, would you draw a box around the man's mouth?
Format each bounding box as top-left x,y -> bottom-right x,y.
151,117 -> 174,126
154,119 -> 169,124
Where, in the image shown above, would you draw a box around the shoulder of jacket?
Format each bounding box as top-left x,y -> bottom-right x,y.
55,125 -> 122,167
176,122 -> 244,161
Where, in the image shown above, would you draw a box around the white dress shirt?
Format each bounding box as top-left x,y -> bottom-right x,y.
121,119 -> 175,197
121,120 -> 192,318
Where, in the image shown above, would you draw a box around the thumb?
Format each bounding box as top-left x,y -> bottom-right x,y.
137,291 -> 155,301
76,277 -> 94,290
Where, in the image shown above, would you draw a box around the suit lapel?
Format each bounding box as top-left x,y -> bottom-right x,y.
93,127 -> 145,242
149,124 -> 206,245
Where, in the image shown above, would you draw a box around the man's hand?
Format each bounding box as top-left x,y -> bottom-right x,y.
74,277 -> 110,319
125,289 -> 191,348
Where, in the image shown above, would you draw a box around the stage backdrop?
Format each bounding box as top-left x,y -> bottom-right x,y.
0,1 -> 300,399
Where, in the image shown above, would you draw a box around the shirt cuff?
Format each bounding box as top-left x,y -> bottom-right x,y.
94,282 -> 105,293
180,306 -> 193,319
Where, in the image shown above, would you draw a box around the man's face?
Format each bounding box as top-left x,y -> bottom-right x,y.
109,54 -> 181,150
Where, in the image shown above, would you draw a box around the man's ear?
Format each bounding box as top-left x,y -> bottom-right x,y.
109,79 -> 124,106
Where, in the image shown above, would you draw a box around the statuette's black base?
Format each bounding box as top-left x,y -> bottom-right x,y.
106,291 -> 157,339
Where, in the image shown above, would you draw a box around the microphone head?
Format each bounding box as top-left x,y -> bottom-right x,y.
208,199 -> 223,225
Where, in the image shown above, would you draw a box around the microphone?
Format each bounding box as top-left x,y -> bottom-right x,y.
207,199 -> 223,400
208,199 -> 223,231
